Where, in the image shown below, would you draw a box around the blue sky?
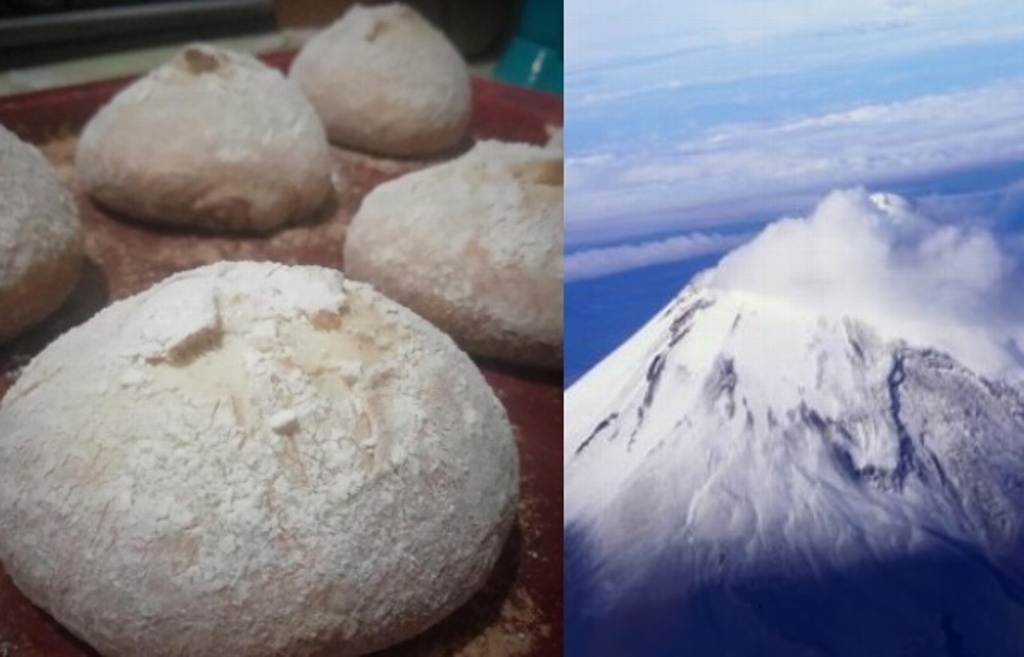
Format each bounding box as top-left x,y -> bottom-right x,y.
565,1 -> 1024,261
565,0 -> 1024,385
565,5 -> 1024,654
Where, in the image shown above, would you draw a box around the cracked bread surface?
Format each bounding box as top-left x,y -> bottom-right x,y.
344,140 -> 563,369
0,261 -> 518,657
75,44 -> 333,232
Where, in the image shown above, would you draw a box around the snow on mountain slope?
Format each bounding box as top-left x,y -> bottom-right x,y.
565,189 -> 1024,656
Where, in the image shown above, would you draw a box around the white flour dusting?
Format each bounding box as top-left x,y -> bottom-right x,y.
0,124 -> 81,295
0,262 -> 518,657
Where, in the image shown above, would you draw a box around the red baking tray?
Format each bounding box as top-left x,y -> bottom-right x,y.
0,51 -> 562,657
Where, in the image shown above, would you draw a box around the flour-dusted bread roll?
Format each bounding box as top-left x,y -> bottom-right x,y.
290,3 -> 471,158
0,124 -> 83,343
546,127 -> 563,152
0,262 -> 518,657
344,140 -> 563,370
75,45 -> 333,232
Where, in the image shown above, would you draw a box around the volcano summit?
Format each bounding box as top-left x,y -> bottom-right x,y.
565,189 -> 1024,656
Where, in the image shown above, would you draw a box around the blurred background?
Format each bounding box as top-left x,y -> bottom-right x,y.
0,0 -> 562,94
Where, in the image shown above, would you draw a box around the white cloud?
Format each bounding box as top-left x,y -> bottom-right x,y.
565,232 -> 750,282
566,77 -> 1024,246
565,153 -> 614,167
995,179 -> 1024,229
564,188 -> 1024,629
566,0 -> 1024,78
705,188 -> 1024,379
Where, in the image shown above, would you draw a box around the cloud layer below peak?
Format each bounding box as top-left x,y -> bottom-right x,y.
567,78 -> 1024,246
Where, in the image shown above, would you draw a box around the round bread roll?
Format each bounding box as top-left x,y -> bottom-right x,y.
546,127 -> 563,152
75,44 -> 333,232
0,124 -> 83,343
0,262 -> 518,657
290,3 -> 471,158
344,140 -> 563,370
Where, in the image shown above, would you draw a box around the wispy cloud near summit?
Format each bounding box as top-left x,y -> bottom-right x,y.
565,232 -> 749,282
706,188 -> 1024,379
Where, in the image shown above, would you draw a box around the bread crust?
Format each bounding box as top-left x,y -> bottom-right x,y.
344,140 -> 563,370
75,44 -> 333,232
290,3 -> 471,158
0,243 -> 81,343
0,262 -> 518,657
0,125 -> 83,343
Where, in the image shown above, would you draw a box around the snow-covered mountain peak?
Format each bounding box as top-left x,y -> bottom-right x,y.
703,188 -> 1021,379
566,189 -> 1024,655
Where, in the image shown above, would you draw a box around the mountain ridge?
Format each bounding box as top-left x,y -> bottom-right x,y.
565,190 -> 1024,656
